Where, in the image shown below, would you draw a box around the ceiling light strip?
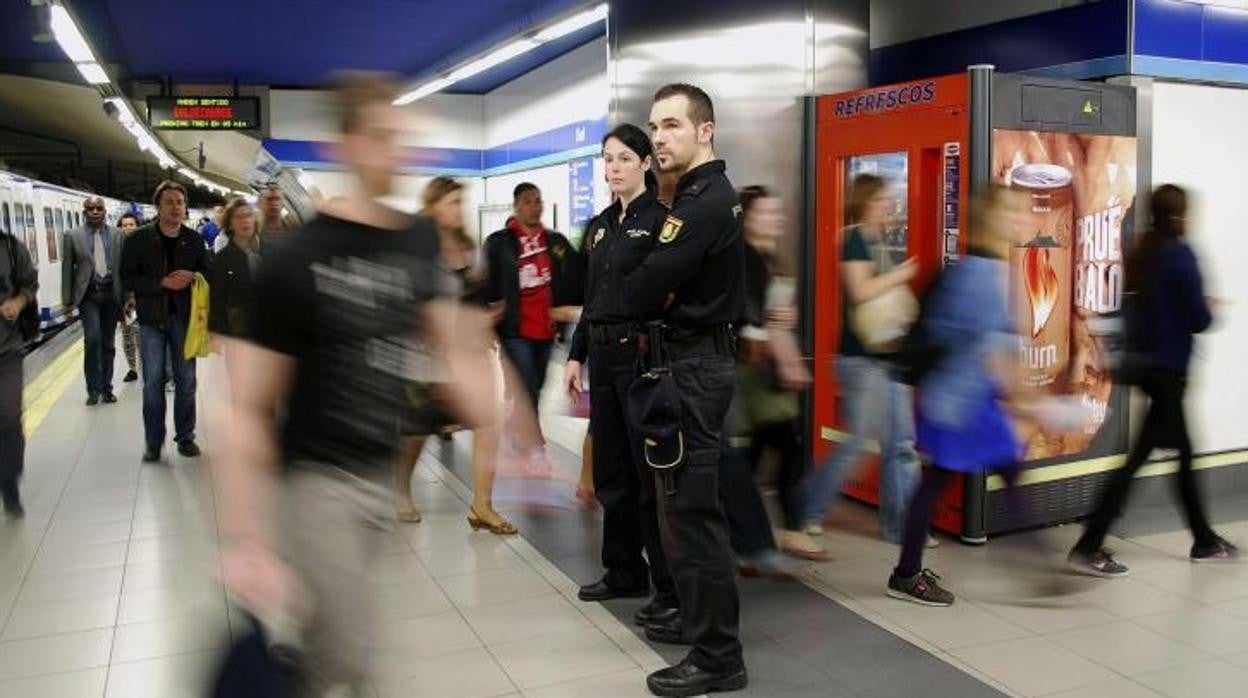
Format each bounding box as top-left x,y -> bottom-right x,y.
49,1 -> 238,195
394,2 -> 607,105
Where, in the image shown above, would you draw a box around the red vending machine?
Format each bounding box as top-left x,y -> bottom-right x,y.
810,66 -> 1138,541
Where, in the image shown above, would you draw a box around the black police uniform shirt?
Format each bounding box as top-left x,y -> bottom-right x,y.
621,160 -> 745,333
568,189 -> 668,362
245,213 -> 448,480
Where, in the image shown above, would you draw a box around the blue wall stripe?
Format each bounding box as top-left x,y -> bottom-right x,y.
264,116 -> 609,177
1133,55 -> 1248,84
1021,56 -> 1131,81
482,144 -> 601,178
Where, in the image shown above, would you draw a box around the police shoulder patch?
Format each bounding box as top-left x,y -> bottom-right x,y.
658,215 -> 684,244
592,227 -> 605,248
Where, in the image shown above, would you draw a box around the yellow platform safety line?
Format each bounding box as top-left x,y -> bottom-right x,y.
821,425 -> 1248,492
21,339 -> 84,437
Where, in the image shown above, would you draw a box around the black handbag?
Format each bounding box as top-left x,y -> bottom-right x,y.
3,233 -> 39,342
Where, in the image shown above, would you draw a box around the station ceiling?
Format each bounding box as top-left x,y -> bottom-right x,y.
0,0 -> 600,199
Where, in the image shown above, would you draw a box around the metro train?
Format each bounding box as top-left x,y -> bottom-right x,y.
0,168 -> 209,334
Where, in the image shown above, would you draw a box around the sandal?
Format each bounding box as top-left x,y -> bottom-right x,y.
467,506 -> 518,536
396,505 -> 422,524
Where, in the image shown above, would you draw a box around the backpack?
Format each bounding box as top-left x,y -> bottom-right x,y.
893,268 -> 951,386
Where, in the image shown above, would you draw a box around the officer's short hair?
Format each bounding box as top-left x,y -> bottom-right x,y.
153,180 -> 187,206
331,71 -> 400,135
513,182 -> 539,202
653,83 -> 715,126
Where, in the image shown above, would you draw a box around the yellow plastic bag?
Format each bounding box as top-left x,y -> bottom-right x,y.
183,272 -> 211,359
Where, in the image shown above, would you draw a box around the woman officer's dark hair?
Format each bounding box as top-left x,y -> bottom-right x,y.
602,123 -> 658,193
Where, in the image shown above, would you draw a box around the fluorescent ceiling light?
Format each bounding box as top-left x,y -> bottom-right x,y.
535,3 -> 608,41
49,4 -> 95,63
75,62 -> 109,85
394,77 -> 455,106
448,39 -> 539,81
394,2 -> 607,105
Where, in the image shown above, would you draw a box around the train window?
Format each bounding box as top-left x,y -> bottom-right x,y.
44,208 -> 58,263
2,203 -> 10,234
24,204 -> 38,266
55,209 -> 64,237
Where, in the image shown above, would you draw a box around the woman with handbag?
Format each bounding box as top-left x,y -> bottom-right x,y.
392,177 -> 518,535
1067,184 -> 1238,576
883,187 -> 1044,605
802,173 -> 922,544
731,186 -> 826,561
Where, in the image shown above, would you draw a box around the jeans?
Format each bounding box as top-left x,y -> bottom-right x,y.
501,337 -> 553,416
139,322 -> 197,450
803,356 -> 920,541
0,353 -> 23,506
80,289 -> 120,396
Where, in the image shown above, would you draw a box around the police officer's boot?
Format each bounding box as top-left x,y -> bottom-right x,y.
646,658 -> 748,697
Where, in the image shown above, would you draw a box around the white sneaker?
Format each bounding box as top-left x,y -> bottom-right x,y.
802,521 -> 825,537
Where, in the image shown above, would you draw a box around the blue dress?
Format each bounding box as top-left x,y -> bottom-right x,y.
915,256 -> 1022,472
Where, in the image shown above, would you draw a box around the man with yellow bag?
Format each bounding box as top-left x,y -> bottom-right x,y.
121,180 -> 211,463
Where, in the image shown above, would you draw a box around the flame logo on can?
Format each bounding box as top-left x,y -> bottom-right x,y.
1023,244 -> 1059,337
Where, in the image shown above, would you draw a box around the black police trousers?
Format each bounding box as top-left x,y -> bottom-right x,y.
589,337 -> 677,605
656,351 -> 744,673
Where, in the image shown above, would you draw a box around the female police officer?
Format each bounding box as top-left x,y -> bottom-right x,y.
564,124 -> 679,627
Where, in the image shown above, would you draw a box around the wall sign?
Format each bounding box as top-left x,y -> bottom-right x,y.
567,156 -> 596,243
147,96 -> 260,131
942,142 -> 961,267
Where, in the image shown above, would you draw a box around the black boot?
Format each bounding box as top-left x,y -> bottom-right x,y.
2,482 -> 23,520
634,598 -> 680,627
646,658 -> 747,697
577,577 -> 648,602
644,615 -> 691,646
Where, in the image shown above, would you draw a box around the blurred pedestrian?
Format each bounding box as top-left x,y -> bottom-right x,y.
1068,184 -> 1238,576
215,73 -> 500,697
732,186 -> 825,560
393,176 -> 517,535
1,226 -> 37,519
803,173 -> 921,544
886,187 -> 1036,606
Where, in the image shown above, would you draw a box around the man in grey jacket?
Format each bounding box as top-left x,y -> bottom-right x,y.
1,228 -> 38,518
63,197 -> 124,405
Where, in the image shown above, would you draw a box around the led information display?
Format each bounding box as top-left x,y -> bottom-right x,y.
147,96 -> 260,130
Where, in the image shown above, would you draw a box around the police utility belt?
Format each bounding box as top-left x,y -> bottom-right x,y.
624,321 -> 735,496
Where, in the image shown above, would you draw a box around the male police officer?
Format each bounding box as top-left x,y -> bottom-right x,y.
623,83 -> 747,696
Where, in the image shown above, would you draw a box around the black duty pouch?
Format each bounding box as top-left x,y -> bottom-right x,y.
627,321 -> 685,496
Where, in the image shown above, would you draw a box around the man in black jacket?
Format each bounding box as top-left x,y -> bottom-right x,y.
482,183 -> 575,458
121,180 -> 210,462
1,229 -> 37,518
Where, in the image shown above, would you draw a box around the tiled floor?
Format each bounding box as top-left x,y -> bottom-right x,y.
3,342 -> 1247,698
